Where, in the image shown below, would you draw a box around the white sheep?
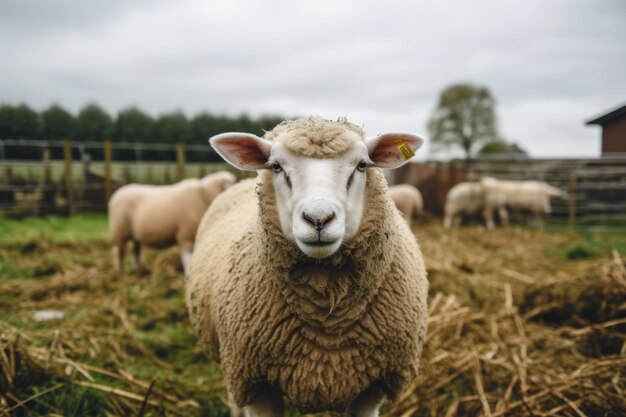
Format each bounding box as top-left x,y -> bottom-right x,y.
186,117 -> 429,417
481,177 -> 566,229
443,181 -> 486,229
389,184 -> 423,224
108,171 -> 236,274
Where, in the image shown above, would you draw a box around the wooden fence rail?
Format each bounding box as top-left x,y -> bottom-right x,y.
0,140 -> 257,216
1,142 -> 625,228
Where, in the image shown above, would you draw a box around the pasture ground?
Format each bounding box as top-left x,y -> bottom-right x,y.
0,214 -> 625,416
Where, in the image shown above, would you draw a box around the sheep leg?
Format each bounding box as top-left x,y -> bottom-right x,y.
243,387 -> 283,417
498,207 -> 509,227
228,391 -> 243,417
112,242 -> 126,272
483,207 -> 495,230
443,213 -> 453,229
453,215 -> 462,228
347,384 -> 385,417
131,240 -> 145,271
180,244 -> 193,276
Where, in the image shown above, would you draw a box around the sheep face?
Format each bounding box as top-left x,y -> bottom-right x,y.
210,127 -> 423,259
268,138 -> 367,259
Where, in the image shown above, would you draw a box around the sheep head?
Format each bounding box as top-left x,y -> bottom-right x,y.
201,171 -> 237,192
210,117 -> 423,259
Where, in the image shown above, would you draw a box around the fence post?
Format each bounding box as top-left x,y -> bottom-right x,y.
42,148 -> 51,184
568,171 -> 577,229
177,142 -> 186,181
1,166 -> 15,208
41,149 -> 54,215
104,140 -> 112,204
63,140 -> 75,215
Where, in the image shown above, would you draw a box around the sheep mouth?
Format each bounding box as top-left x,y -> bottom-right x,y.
300,240 -> 338,248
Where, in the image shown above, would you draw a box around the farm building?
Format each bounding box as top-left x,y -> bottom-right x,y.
586,102 -> 626,156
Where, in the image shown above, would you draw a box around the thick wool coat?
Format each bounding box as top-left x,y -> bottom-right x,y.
186,118 -> 428,413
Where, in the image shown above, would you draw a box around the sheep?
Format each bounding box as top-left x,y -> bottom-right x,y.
481,177 -> 566,229
389,184 -> 423,224
186,116 -> 429,417
443,181 -> 486,229
108,170 -> 236,275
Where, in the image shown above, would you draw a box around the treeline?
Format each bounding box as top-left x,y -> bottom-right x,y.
0,103 -> 287,161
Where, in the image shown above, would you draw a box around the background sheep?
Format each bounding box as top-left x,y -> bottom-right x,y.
108,170 -> 236,274
389,184 -> 423,224
443,181 -> 485,229
481,177 -> 566,229
186,117 -> 428,417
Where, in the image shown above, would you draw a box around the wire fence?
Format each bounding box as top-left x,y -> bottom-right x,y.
0,139 -> 249,216
394,156 -> 626,232
1,140 -> 625,231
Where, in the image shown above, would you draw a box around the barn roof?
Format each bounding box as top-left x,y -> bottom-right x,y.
586,102 -> 626,126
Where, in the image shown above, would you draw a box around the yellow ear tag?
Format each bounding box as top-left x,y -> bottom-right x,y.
395,141 -> 415,160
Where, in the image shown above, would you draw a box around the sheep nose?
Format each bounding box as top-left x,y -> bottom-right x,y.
302,211 -> 336,232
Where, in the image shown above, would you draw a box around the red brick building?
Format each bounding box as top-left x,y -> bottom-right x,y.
586,103 -> 626,156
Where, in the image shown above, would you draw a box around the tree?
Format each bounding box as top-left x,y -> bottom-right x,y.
428,83 -> 498,160
478,140 -> 528,157
155,111 -> 192,144
0,105 -> 16,139
42,104 -> 77,141
191,112 -> 223,143
77,103 -> 113,142
115,107 -> 155,143
0,104 -> 42,140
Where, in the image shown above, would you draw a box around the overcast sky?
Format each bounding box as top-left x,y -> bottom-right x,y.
1,0 -> 624,158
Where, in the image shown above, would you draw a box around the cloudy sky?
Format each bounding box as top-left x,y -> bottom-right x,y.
1,0 -> 624,158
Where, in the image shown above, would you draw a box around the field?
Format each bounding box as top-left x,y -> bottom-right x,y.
3,161 -> 234,185
1,215 -> 625,416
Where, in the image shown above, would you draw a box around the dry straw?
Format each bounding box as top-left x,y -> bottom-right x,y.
1,225 -> 625,416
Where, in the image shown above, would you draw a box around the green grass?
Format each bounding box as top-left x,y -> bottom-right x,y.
12,384 -> 113,417
544,226 -> 626,261
0,213 -> 108,244
0,258 -> 30,279
2,160 -> 234,184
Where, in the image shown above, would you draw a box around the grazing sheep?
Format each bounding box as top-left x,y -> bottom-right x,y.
108,171 -> 236,274
443,181 -> 486,229
389,184 -> 423,224
186,117 -> 428,416
481,177 -> 566,229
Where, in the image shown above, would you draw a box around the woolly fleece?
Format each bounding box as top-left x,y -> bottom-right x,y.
108,171 -> 235,249
186,118 -> 428,413
389,184 -> 424,221
263,116 -> 365,158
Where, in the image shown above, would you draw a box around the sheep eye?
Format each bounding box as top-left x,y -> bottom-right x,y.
272,162 -> 282,173
356,161 -> 367,172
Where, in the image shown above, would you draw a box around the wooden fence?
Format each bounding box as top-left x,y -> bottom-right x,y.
393,156 -> 626,228
0,140 -> 248,216
1,139 -> 625,229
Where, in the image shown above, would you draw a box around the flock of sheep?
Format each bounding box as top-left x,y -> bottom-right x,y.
386,177 -> 565,231
106,116 -> 564,417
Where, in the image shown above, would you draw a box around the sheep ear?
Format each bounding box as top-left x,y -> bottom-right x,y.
365,133 -> 424,169
210,133 -> 272,171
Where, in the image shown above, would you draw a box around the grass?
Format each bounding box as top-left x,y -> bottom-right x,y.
0,254 -> 228,415
0,213 -> 108,245
541,226 -> 626,262
1,216 -> 625,416
2,160 -> 237,185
